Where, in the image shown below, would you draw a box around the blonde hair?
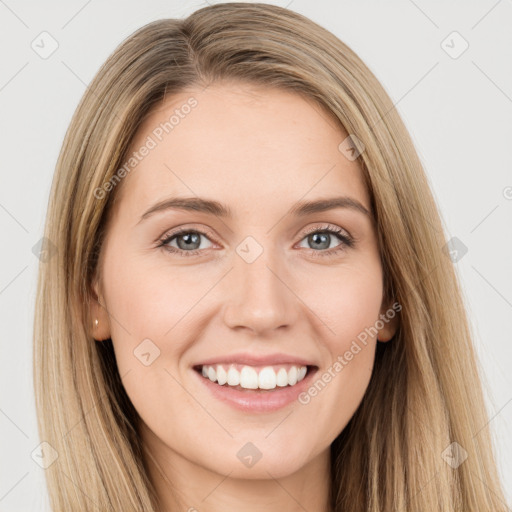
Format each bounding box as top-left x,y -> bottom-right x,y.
33,3 -> 508,510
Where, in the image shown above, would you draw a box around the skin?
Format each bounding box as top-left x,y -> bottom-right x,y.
91,82 -> 398,512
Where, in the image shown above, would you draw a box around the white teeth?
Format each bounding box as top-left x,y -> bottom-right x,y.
276,368 -> 288,387
199,364 -> 309,390
227,366 -> 240,386
240,366 -> 259,389
217,365 -> 227,385
258,366 -> 277,390
288,366 -> 298,386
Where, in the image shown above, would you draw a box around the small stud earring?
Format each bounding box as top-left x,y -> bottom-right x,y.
94,318 -> 99,328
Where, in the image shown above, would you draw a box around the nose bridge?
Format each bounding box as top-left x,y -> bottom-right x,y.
222,235 -> 297,333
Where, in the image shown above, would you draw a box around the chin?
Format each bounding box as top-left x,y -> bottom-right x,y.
199,442 -> 312,480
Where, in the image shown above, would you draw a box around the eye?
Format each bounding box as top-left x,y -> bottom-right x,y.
157,223 -> 355,258
158,227 -> 216,257
296,223 -> 355,258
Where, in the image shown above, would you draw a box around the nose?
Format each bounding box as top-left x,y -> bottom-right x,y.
222,248 -> 299,336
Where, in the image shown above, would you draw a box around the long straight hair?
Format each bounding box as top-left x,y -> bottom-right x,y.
33,3 -> 509,510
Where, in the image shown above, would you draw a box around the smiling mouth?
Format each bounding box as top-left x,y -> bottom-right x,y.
193,364 -> 318,391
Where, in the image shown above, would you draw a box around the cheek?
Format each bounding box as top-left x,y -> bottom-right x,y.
303,259 -> 384,344
298,346 -> 375,446
103,250 -> 203,337
101,256 -> 197,436
294,262 -> 382,428
100,253 -> 190,374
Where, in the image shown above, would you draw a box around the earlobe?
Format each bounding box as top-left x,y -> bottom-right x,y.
377,328 -> 396,343
89,275 -> 111,341
377,299 -> 400,342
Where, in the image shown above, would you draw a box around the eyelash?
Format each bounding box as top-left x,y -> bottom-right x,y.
157,223 -> 355,259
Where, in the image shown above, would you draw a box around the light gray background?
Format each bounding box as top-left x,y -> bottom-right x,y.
1,1 -> 511,510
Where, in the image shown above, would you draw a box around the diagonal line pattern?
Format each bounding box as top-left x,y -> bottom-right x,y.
472,396 -> 512,440
470,205 -> 500,233
61,0 -> 92,29
469,467 -> 512,511
407,0 -> 439,29
471,265 -> 512,309
0,472 -> 29,502
96,297 -> 132,337
471,0 -> 503,30
0,265 -> 28,295
0,202 -> 29,233
265,470 -> 311,511
0,408 -> 29,438
265,410 -> 294,438
472,61 -> 512,105
200,470 -> 234,502
0,62 -> 29,92
408,469 -> 440,506
0,0 -> 29,28
62,471 -> 101,510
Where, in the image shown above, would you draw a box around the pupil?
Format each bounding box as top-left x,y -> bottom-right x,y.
311,233 -> 329,250
178,233 -> 200,250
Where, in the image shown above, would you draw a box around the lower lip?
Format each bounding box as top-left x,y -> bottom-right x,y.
192,366 -> 318,413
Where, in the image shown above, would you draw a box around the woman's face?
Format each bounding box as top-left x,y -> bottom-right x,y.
92,82 -> 397,482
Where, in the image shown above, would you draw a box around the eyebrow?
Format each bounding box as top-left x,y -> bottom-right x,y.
138,195 -> 372,224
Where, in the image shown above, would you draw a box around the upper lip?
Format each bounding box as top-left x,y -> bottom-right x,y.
193,352 -> 318,368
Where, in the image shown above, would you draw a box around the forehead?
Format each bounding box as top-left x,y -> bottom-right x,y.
112,82 -> 370,221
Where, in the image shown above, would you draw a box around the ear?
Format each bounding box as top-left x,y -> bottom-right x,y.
376,298 -> 400,342
89,271 -> 111,341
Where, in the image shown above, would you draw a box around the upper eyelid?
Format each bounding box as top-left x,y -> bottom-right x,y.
161,225 -> 218,244
300,224 -> 351,237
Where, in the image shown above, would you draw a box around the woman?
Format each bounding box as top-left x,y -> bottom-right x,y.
33,2 -> 509,511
